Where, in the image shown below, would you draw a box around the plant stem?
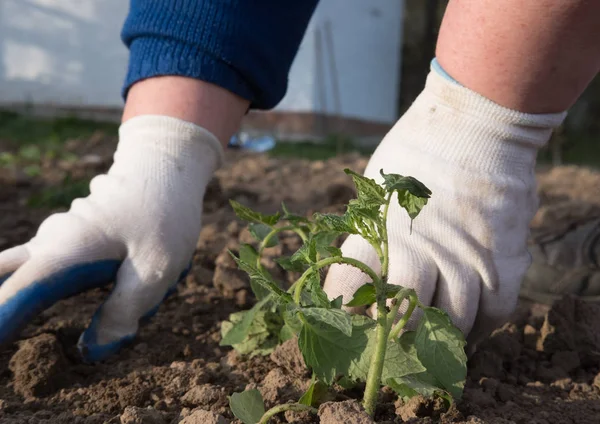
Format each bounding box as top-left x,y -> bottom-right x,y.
293,256 -> 381,304
258,403 -> 317,424
389,294 -> 418,340
380,193 -> 393,281
362,301 -> 389,416
259,226 -> 307,260
362,193 -> 394,416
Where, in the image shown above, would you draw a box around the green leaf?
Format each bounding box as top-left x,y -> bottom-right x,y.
230,250 -> 290,301
298,315 -> 374,384
313,231 -> 341,257
239,243 -> 260,263
249,223 -> 278,247
314,213 -> 358,234
330,295 -> 344,309
344,168 -> 386,206
325,246 -> 342,257
279,323 -> 296,342
220,308 -> 283,357
301,307 -> 353,337
274,256 -> 307,272
229,389 -> 265,424
220,296 -> 271,346
299,376 -> 329,407
305,271 -> 330,308
387,372 -> 442,400
345,283 -> 406,307
379,170 -> 432,199
349,327 -> 426,383
292,238 -> 317,264
415,307 -> 467,399
397,190 -> 429,220
230,199 -> 280,226
345,284 -> 376,307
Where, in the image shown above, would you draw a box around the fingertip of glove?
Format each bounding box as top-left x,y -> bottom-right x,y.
77,311 -> 136,363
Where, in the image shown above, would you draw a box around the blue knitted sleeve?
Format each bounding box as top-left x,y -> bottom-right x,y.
121,0 -> 319,110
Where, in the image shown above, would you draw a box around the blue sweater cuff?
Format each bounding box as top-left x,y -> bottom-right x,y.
121,1 -> 319,110
125,37 -> 254,106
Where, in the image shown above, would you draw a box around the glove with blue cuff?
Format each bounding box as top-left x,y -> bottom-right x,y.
0,115 -> 222,362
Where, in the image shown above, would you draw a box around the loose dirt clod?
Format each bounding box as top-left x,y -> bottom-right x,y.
120,406 -> 165,424
178,408 -> 229,424
269,338 -> 308,377
8,333 -> 68,398
181,384 -> 227,410
318,400 -> 374,424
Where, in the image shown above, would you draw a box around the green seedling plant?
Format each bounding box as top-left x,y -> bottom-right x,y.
221,169 -> 467,423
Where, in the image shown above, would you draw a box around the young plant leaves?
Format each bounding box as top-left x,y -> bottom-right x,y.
230,248 -> 290,302
299,375 -> 330,407
301,307 -> 353,337
220,308 -> 283,356
298,315 -> 374,384
379,170 -> 432,222
220,296 -> 271,346
229,389 -> 265,424
415,307 -> 467,399
305,271 -> 331,308
344,168 -> 386,207
387,331 -> 447,399
249,223 -> 278,248
345,283 -> 406,307
230,199 -> 280,226
349,324 -> 426,383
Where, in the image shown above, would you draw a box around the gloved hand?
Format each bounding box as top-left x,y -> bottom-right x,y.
0,115 -> 222,362
324,63 -> 566,346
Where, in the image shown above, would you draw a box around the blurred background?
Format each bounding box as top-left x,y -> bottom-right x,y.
0,0 -> 598,212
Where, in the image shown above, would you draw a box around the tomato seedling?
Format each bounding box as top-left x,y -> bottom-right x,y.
222,169 -> 467,422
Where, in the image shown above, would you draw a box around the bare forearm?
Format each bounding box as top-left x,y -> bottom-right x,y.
122,77 -> 250,147
436,0 -> 600,113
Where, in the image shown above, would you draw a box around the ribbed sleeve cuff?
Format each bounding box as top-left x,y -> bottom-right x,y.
123,36 -> 254,106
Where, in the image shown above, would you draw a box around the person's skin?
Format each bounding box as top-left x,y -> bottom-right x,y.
122,76 -> 250,147
437,0 -> 600,114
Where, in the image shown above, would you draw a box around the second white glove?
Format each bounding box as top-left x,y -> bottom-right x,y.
324,64 -> 566,346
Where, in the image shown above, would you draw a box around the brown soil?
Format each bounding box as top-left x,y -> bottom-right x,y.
0,146 -> 599,423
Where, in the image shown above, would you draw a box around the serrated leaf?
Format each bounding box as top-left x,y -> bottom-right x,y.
349,327 -> 426,383
299,376 -> 329,407
345,283 -> 406,307
249,223 -> 278,247
379,171 -> 431,199
415,307 -> 467,399
305,271 -> 330,308
274,256 -> 307,272
344,168 -> 386,206
397,190 -> 429,220
239,243 -> 260,263
345,284 -> 376,307
298,315 -> 374,384
387,372 -> 441,399
313,231 -> 341,257
301,307 -> 353,337
325,246 -> 342,257
220,308 -> 283,357
230,199 -> 280,226
330,295 -> 343,309
231,251 -> 289,301
229,390 -> 265,424
220,296 -> 271,346
292,238 -> 317,264
314,213 -> 357,234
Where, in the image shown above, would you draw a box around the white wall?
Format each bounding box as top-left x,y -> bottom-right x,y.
280,0 -> 404,124
0,0 -> 404,124
0,0 -> 129,107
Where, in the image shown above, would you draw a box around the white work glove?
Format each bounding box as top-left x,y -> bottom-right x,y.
324,63 -> 566,346
0,115 -> 222,362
